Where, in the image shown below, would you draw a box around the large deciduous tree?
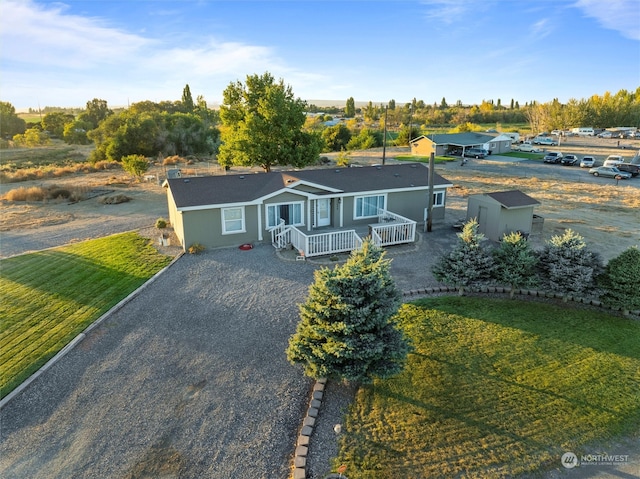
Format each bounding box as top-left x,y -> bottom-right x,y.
432,219 -> 495,295
78,98 -> 112,129
538,229 -> 602,302
286,238 -> 411,384
0,101 -> 26,138
218,72 -> 321,172
598,247 -> 640,316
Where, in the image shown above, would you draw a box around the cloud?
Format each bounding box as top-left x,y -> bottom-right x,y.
529,18 -> 554,40
419,0 -> 496,24
0,0 -> 323,107
573,0 -> 640,41
0,0 -> 152,69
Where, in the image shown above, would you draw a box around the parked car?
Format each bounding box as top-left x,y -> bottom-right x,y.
464,148 -> 486,159
514,143 -> 542,153
561,154 -> 579,166
597,131 -> 613,138
588,166 -> 631,179
543,152 -> 563,163
533,137 -> 557,146
615,163 -> 640,177
603,155 -> 624,167
580,156 -> 595,168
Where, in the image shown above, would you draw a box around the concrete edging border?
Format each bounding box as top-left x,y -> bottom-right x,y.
0,252 -> 185,410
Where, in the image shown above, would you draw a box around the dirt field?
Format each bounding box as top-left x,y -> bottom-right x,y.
1,142 -> 639,261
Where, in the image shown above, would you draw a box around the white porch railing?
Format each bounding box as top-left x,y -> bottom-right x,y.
370,209 -> 416,247
271,222 -> 363,258
270,208 -> 415,257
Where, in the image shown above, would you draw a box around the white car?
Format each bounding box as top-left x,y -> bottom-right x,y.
533,137 -> 557,146
580,156 -> 595,168
514,143 -> 542,153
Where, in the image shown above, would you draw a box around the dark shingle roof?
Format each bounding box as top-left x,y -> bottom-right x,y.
410,132 -> 496,146
486,190 -> 540,208
167,163 -> 452,209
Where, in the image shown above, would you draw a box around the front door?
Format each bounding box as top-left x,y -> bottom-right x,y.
316,198 -> 331,227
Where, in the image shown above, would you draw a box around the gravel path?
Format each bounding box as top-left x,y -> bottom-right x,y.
0,244 -> 319,478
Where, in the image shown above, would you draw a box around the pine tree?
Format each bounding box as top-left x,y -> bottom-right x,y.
493,232 -> 538,298
432,219 -> 495,295
538,229 -> 602,302
598,247 -> 640,316
286,238 -> 411,384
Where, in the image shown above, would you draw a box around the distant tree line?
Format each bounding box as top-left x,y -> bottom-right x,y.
2,83 -> 638,166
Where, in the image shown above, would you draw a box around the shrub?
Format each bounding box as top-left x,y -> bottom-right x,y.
98,194 -> 130,204
598,247 -> 640,315
121,154 -> 149,178
155,218 -> 168,229
188,243 -> 204,254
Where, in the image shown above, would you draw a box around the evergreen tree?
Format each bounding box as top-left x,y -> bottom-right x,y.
432,219 -> 495,295
598,247 -> 640,316
345,97 -> 356,118
538,229 -> 602,302
493,232 -> 538,298
286,238 -> 411,384
182,84 -> 195,112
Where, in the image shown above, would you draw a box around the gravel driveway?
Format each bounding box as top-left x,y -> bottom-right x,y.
0,244 -> 320,478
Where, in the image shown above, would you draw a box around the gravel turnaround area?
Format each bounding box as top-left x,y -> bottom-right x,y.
0,223 -> 455,479
0,244 -> 321,479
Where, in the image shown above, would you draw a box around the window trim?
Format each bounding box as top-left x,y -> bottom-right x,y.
266,201 -> 305,229
354,194 -> 386,219
432,191 -> 445,207
221,206 -> 246,235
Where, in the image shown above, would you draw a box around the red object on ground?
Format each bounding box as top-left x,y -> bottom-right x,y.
239,243 -> 253,250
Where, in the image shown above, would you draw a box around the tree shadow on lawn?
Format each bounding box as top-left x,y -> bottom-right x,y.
412,295 -> 640,361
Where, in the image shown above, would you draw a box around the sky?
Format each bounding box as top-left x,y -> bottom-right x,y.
1,0 -> 639,111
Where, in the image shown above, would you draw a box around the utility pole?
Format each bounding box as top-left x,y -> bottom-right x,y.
382,105 -> 388,165
427,152 -> 435,232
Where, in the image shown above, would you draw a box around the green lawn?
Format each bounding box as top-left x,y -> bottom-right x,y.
0,233 -> 172,398
335,296 -> 640,478
500,151 -> 545,160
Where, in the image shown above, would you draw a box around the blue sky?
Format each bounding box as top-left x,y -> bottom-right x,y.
1,0 -> 639,111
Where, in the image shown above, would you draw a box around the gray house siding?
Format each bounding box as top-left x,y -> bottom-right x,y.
181,205 -> 260,250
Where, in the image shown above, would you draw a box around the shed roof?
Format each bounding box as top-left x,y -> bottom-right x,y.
485,190 -> 540,208
410,132 -> 497,146
167,163 -> 452,209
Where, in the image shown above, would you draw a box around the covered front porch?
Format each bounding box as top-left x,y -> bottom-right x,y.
270,209 -> 416,258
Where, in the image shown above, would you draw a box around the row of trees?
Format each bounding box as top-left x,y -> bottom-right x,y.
286,226 -> 639,387
433,220 -> 640,315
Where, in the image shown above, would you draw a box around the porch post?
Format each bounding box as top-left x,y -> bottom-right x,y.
257,203 -> 263,241
307,200 -> 312,232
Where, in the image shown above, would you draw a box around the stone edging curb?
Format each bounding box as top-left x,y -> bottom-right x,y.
290,284 -> 639,478
291,377 -> 327,479
401,285 -> 640,319
0,252 -> 185,410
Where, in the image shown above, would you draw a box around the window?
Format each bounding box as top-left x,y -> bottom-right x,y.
222,207 -> 245,234
432,191 -> 445,207
354,195 -> 385,219
267,202 -> 304,228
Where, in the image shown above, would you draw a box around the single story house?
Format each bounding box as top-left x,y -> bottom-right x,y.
410,132 -> 512,156
466,190 -> 542,242
165,163 -> 452,257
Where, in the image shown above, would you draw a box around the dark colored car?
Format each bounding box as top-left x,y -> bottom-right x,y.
543,152 -> 563,164
464,148 -> 486,159
615,163 -> 640,177
561,154 -> 579,166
